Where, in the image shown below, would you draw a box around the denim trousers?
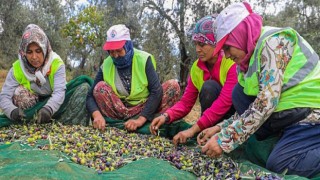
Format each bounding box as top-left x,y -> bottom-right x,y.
232,83 -> 320,178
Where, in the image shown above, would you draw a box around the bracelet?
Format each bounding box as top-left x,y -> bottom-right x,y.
161,113 -> 170,123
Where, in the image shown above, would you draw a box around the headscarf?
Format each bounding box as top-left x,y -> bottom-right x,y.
18,24 -> 54,86
191,15 -> 217,46
111,40 -> 134,69
224,4 -> 263,72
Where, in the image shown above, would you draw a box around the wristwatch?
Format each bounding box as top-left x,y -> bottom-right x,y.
161,113 -> 170,123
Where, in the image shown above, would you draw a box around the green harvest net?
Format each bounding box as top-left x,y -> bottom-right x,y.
0,122 -> 317,180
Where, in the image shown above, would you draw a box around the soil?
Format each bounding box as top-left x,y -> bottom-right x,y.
183,103 -> 201,124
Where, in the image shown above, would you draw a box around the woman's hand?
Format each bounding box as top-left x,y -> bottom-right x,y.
92,110 -> 106,131
149,114 -> 167,135
124,116 -> 147,131
173,124 -> 200,146
197,126 -> 221,146
173,129 -> 194,146
201,135 -> 223,158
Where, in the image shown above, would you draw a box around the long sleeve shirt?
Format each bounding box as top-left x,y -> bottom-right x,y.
86,57 -> 162,121
0,65 -> 66,118
215,31 -> 320,153
165,54 -> 238,130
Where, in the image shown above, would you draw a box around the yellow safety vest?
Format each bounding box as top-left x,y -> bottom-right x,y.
238,26 -> 320,111
12,58 -> 64,92
102,48 -> 156,106
190,56 -> 234,92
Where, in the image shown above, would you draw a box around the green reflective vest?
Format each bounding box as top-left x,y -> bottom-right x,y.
12,58 -> 64,92
190,57 -> 234,92
238,26 -> 320,112
102,48 -> 156,106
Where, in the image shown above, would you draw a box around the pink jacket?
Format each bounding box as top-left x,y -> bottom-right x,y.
165,54 -> 238,130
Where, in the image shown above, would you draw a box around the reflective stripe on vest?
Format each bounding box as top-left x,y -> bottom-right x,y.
239,26 -> 320,111
12,58 -> 64,92
102,49 -> 156,106
190,56 -> 234,92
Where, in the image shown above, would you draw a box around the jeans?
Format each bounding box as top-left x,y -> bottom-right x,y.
232,83 -> 319,177
267,124 -> 320,178
232,83 -> 256,115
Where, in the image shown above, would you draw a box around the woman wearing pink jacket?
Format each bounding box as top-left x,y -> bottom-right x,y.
150,15 -> 238,145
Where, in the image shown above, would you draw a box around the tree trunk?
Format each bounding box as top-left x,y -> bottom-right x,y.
79,56 -> 86,69
179,42 -> 191,92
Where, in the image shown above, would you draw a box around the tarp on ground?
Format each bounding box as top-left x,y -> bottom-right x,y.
0,142 -> 195,180
0,121 -> 318,180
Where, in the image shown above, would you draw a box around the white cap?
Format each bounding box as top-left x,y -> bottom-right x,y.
103,24 -> 131,50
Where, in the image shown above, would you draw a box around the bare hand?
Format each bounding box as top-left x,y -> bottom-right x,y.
172,129 -> 195,146
197,126 -> 221,146
149,114 -> 166,135
125,116 -> 147,131
201,135 -> 223,158
92,111 -> 106,131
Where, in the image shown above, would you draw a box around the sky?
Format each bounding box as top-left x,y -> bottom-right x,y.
61,0 -> 88,6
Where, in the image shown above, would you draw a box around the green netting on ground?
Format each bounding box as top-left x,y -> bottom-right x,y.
0,123 -> 318,180
0,143 -> 195,180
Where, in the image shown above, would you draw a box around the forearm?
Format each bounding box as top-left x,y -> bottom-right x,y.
166,77 -> 198,123
0,68 -> 20,118
140,85 -> 162,120
141,58 -> 162,121
189,123 -> 201,134
86,68 -> 104,115
45,66 -> 66,114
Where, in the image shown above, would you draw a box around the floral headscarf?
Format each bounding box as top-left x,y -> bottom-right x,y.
191,15 -> 217,46
18,24 -> 53,86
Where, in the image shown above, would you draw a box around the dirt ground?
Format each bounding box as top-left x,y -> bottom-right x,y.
183,103 -> 201,124
0,69 -> 7,89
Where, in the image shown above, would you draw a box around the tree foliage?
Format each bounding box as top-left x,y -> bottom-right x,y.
140,0 -> 219,90
0,0 -> 67,68
0,0 -> 29,68
61,6 -> 105,69
0,0 -> 319,87
262,0 -> 320,54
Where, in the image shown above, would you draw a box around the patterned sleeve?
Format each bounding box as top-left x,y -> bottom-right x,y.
0,68 -> 20,118
215,33 -> 294,153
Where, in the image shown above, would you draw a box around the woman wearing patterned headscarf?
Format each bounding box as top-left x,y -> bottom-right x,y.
0,24 -> 91,126
150,15 -> 238,145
